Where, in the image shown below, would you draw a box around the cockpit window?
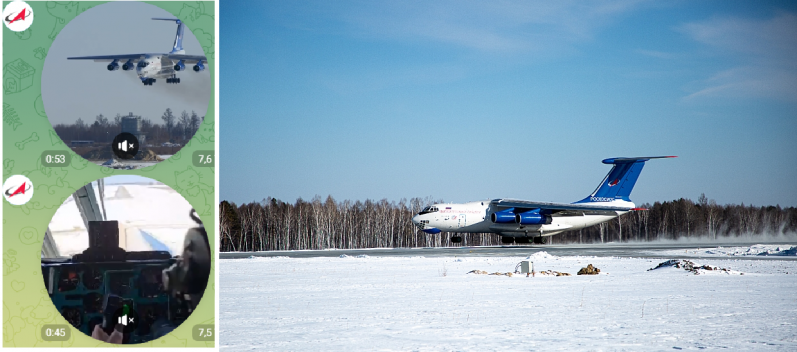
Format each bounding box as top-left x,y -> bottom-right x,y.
44,177 -> 198,259
418,206 -> 439,215
137,60 -> 147,68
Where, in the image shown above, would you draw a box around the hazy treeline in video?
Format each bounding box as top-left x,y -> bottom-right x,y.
52,108 -> 204,144
219,194 -> 797,252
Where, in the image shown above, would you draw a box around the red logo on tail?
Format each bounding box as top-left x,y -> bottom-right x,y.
608,179 -> 619,187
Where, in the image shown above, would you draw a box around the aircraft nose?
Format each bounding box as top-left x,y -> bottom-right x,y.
411,215 -> 420,224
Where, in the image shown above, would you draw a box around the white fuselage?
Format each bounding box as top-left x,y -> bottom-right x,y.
411,200 -> 633,237
135,54 -> 176,80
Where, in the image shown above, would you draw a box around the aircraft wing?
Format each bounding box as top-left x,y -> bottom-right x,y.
491,198 -> 634,212
67,54 -> 146,62
167,54 -> 207,64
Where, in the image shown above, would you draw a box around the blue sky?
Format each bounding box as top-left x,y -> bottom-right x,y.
221,0 -> 797,207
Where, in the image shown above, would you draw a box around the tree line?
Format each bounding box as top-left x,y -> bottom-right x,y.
53,108 -> 204,145
219,194 -> 797,252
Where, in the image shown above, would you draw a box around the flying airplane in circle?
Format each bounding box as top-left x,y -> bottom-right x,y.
411,156 -> 676,244
68,18 -> 207,86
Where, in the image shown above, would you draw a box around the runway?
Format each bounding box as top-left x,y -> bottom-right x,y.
219,241 -> 797,260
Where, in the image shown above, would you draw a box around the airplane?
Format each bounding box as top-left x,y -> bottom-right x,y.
411,156 -> 676,244
68,18 -> 207,86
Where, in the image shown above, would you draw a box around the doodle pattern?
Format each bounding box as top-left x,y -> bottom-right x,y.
46,2 -> 93,41
34,95 -> 46,117
3,103 -> 22,131
4,59 -> 35,94
15,132 -> 40,150
174,166 -> 214,217
3,250 -> 21,276
3,1 -> 215,347
3,159 -> 14,175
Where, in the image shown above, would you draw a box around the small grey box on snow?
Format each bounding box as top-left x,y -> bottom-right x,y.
520,260 -> 534,274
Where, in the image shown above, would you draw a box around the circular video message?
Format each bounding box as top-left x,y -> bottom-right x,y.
41,2 -> 211,169
41,175 -> 210,344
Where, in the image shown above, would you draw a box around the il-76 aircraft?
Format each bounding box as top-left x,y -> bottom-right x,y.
68,18 -> 207,86
411,156 -> 675,244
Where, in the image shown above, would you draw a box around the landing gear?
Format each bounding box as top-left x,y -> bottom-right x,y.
142,78 -> 156,85
515,237 -> 531,244
532,237 -> 547,245
451,236 -> 462,243
166,75 -> 181,84
501,236 -> 515,244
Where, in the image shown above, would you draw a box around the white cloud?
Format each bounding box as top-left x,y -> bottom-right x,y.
326,0 -> 649,55
679,12 -> 797,101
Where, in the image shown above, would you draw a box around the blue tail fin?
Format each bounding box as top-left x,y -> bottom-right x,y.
577,156 -> 676,203
152,18 -> 185,54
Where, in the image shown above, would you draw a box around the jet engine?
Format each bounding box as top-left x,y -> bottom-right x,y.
107,62 -> 120,71
193,62 -> 205,72
122,60 -> 135,71
515,210 -> 552,225
174,60 -> 186,71
491,208 -> 516,223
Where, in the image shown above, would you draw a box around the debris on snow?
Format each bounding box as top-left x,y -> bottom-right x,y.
648,259 -> 734,275
537,270 -> 571,277
488,272 -> 513,277
101,158 -> 136,169
467,270 -> 488,275
577,264 -> 601,275
467,270 -> 514,277
468,269 -> 571,277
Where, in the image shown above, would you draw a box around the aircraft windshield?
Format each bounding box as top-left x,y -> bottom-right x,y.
418,206 -> 439,215
43,176 -> 198,259
137,60 -> 148,68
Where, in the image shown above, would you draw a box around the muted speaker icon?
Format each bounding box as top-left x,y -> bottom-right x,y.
111,132 -> 140,160
117,140 -> 133,152
109,306 -> 140,334
117,314 -> 135,326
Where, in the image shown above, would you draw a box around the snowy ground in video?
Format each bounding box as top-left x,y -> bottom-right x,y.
654,244 -> 797,258
91,155 -> 172,169
220,246 -> 797,351
48,183 -> 196,257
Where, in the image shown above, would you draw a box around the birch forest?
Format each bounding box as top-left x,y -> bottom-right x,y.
219,194 -> 797,252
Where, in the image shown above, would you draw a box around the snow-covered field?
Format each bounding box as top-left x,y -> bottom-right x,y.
654,244 -> 797,258
91,155 -> 171,169
220,247 -> 797,351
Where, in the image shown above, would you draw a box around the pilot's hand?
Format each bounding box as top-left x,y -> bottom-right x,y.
92,324 -> 124,344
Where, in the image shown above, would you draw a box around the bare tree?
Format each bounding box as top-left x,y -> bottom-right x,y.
190,111 -> 201,136
161,108 -> 176,141
179,110 -> 191,141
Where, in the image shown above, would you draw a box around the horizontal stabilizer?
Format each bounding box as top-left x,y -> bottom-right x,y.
151,17 -> 182,23
578,156 -> 677,203
602,156 -> 677,164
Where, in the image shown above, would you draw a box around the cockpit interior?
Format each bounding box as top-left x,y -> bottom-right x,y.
41,179 -> 208,344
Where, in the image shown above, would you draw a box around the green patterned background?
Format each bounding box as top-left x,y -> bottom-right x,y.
2,1 -> 215,347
